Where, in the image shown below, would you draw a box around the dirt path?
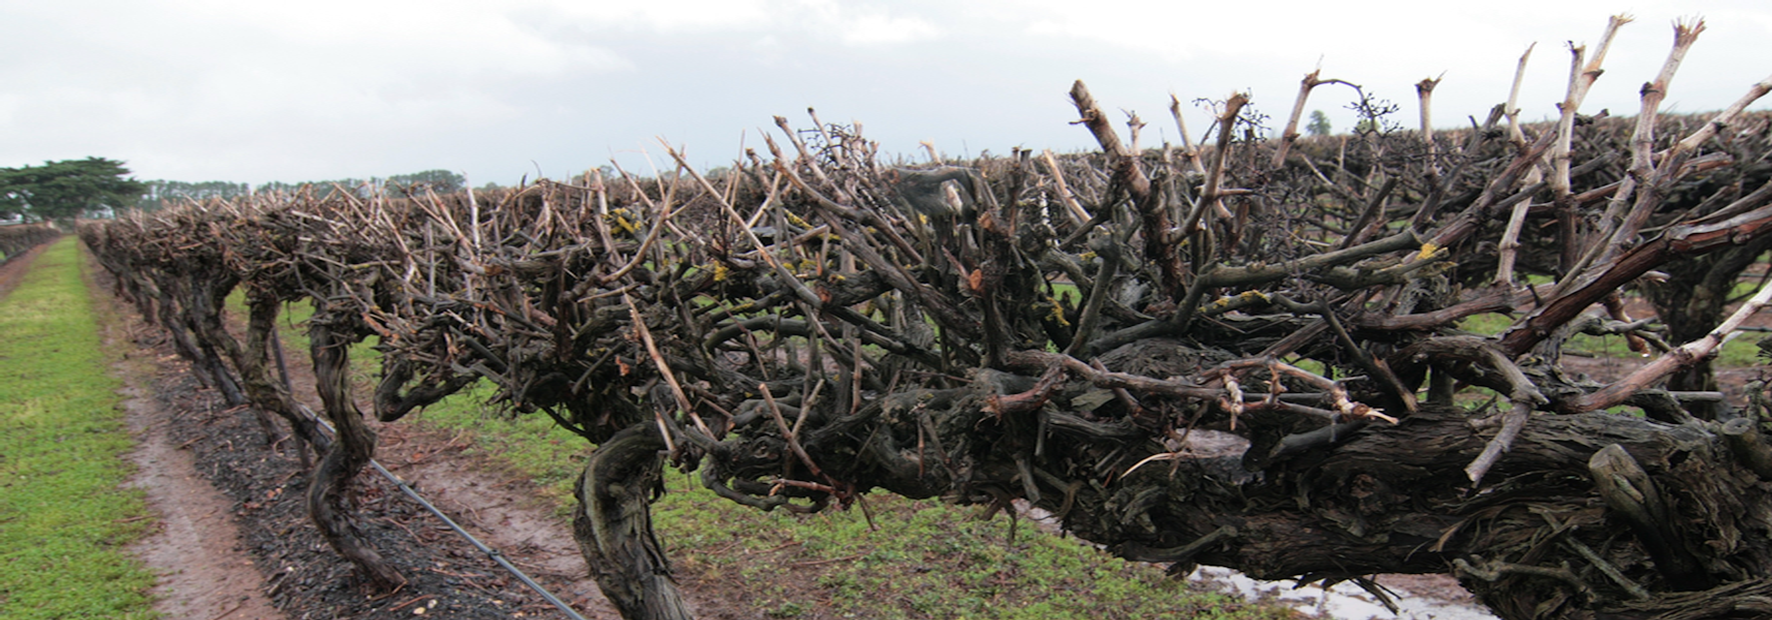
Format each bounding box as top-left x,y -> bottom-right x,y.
260,321 -> 625,617
368,423 -> 624,617
88,253 -> 288,620
265,312 -> 758,618
83,251 -> 632,619
0,240 -> 52,300
118,380 -> 289,620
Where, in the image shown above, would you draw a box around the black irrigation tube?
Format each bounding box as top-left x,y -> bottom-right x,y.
268,334 -> 590,620
295,402 -> 592,620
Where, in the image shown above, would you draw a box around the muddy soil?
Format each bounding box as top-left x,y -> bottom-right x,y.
143,367 -> 591,618
118,375 -> 288,620
85,259 -> 629,619
1556,295 -> 1772,398
265,341 -> 752,619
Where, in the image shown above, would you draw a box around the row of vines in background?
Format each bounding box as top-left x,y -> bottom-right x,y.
79,16 -> 1772,620
0,223 -> 59,262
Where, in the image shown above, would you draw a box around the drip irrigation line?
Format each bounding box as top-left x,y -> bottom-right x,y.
295,402 -> 591,620
267,328 -> 587,619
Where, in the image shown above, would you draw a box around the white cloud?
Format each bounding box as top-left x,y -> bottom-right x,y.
537,0 -> 941,45
993,0 -> 1772,141
0,0 -> 649,179
835,11 -> 941,45
777,0 -> 941,45
162,0 -> 635,77
533,0 -> 775,32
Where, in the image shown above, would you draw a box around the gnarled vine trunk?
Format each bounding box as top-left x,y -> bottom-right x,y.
306,317 -> 404,589
572,426 -> 693,620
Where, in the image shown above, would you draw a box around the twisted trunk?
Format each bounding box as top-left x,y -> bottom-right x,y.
572,425 -> 693,620
306,319 -> 404,589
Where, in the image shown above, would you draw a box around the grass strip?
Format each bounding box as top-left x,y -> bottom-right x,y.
412,393 -> 1296,620
0,238 -> 157,619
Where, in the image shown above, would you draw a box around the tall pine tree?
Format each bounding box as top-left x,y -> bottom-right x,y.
0,158 -> 146,220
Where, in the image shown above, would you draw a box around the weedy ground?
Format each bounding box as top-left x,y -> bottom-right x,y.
410,391 -> 1299,620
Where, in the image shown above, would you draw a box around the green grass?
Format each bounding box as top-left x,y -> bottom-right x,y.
1457,313 -> 1512,337
239,295 -> 387,387
651,483 -> 1288,619
1717,335 -> 1763,368
406,393 -> 1297,619
0,238 -> 157,619
1461,309 -> 1762,368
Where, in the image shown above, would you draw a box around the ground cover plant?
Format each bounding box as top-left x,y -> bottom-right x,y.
0,238 -> 156,619
80,15 -> 1772,620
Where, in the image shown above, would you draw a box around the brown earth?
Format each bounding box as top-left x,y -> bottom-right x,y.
82,253 -> 623,619
1555,294 -> 1772,398
118,378 -> 289,620
263,334 -> 756,618
79,242 -> 776,619
0,239 -> 52,300
258,316 -> 623,617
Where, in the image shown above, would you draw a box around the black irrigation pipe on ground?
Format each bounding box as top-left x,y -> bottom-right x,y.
295,402 -> 593,620
266,332 -> 589,620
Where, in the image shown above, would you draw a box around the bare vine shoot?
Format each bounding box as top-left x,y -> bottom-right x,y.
82,16 -> 1772,620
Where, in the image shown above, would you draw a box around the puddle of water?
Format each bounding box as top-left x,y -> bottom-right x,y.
1190,566 -> 1498,620
1015,480 -> 1499,620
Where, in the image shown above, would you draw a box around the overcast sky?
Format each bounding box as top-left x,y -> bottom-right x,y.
3,0 -> 1770,186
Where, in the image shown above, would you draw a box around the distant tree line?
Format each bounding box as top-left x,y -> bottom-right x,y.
139,169 -> 468,211
1,157 -> 471,221
136,180 -> 254,209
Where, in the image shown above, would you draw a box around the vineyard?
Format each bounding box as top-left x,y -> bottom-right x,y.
0,223 -> 59,263
78,18 -> 1772,620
